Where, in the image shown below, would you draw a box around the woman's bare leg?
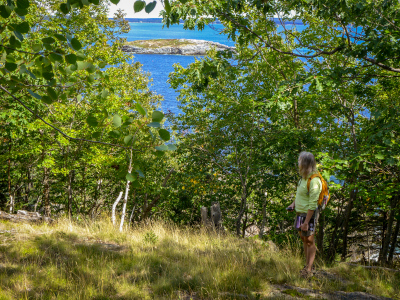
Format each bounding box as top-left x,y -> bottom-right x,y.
304,234 -> 316,271
299,232 -> 308,267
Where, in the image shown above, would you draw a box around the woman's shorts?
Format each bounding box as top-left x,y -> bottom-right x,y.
294,209 -> 319,237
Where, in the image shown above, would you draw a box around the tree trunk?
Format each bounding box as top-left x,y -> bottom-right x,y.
259,193 -> 267,240
388,218 -> 400,264
380,203 -> 395,265
67,170 -> 75,218
119,179 -> 130,232
317,212 -> 325,257
43,167 -> 51,217
119,150 -> 132,232
236,187 -> 247,236
111,191 -> 123,226
341,190 -> 355,261
201,206 -> 209,226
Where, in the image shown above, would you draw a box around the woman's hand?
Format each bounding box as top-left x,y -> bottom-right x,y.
300,222 -> 309,231
286,203 -> 295,211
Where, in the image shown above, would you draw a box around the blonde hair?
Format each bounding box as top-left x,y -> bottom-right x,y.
298,151 -> 317,179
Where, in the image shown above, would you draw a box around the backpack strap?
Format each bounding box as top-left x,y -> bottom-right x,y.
307,173 -> 321,192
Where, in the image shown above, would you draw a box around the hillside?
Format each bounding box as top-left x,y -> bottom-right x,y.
0,219 -> 397,299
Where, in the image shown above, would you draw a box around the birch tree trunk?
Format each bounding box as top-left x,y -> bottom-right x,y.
119,150 -> 133,232
111,192 -> 123,226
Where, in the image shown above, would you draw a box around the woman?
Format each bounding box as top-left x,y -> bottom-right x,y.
287,151 -> 322,278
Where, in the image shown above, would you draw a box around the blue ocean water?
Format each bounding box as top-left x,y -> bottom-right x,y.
121,22 -> 306,115
123,23 -> 233,115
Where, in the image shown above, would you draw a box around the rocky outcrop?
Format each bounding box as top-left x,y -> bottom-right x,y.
122,39 -> 234,56
0,210 -> 54,224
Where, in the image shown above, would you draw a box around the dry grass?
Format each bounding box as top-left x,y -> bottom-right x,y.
0,218 -> 398,299
124,39 -> 195,49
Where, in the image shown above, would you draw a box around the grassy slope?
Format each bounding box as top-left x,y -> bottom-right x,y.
0,219 -> 398,299
124,39 -> 196,48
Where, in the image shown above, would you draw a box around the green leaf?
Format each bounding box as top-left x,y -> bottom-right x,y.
315,78 -> 323,92
110,0 -> 120,4
86,114 -> 98,126
0,5 -> 12,18
13,31 -> 24,41
158,129 -> 170,141
28,89 -> 41,100
42,37 -> 55,44
134,0 -> 145,12
15,21 -> 29,33
46,87 -> 58,100
124,135 -> 133,144
113,114 -> 122,127
136,102 -> 146,116
98,61 -> 106,68
152,111 -> 164,122
136,169 -> 144,178
16,0 -> 29,9
167,144 -> 177,151
32,43 -> 41,52
101,89 -> 109,99
60,3 -> 70,14
70,38 -> 82,51
154,150 -> 165,157
41,95 -> 54,105
126,173 -> 136,182
131,180 -> 140,188
375,153 -> 384,160
92,132 -> 101,139
88,0 -> 99,4
87,74 -> 95,83
65,54 -> 77,64
14,7 -> 28,16
77,61 -> 92,70
86,64 -> 96,73
148,122 -> 161,128
50,53 -> 63,62
54,34 -> 67,41
5,62 -> 18,72
155,145 -> 168,151
145,1 -> 157,13
164,0 -> 171,14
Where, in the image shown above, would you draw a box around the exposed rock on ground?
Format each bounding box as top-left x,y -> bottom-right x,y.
122,38 -> 234,55
0,210 -> 54,224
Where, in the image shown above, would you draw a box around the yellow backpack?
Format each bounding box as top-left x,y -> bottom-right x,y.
307,173 -> 330,211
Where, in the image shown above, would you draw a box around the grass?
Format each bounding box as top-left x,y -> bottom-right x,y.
0,219 -> 399,299
124,39 -> 196,49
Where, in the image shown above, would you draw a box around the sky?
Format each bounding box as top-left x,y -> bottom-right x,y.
108,0 -> 164,18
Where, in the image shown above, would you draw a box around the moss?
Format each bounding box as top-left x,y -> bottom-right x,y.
124,39 -> 196,48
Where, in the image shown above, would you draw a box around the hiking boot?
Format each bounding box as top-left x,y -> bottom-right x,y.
300,268 -> 314,279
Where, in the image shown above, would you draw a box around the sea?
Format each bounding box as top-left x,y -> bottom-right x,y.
120,22 -> 234,115
120,20 -> 304,115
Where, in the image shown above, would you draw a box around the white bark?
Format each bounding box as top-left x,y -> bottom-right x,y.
119,149 -> 133,232
111,191 -> 123,226
119,180 -> 130,232
9,194 -> 14,214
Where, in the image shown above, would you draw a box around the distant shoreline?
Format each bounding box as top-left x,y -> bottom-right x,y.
122,38 -> 235,56
111,18 -> 304,25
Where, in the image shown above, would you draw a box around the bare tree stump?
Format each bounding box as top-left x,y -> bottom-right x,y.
201,206 -> 209,226
211,202 -> 222,231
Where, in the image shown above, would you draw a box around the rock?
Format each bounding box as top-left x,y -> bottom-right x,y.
122,39 -> 235,56
266,240 -> 279,252
0,210 -> 54,224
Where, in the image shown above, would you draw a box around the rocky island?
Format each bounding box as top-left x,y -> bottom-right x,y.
122,39 -> 234,55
